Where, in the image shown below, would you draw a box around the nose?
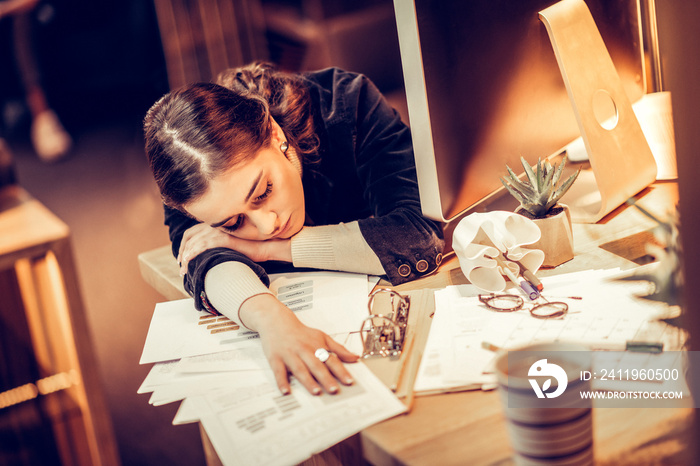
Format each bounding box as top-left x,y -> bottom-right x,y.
248,209 -> 278,236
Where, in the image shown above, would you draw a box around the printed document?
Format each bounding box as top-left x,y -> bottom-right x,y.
414,268 -> 681,394
191,363 -> 406,466
140,271 -> 369,364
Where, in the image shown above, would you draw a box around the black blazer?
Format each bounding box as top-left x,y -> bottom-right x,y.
163,68 -> 445,313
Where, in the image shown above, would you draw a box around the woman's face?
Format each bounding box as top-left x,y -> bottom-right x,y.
184,126 -> 305,241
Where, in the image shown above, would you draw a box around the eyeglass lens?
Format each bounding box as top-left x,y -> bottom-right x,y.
479,294 -> 523,311
530,302 -> 568,319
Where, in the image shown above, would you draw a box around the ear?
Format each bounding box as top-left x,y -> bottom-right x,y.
269,117 -> 286,148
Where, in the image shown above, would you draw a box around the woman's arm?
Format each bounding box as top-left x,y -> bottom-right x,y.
163,204 -> 273,313
344,71 -> 446,284
290,222 -> 386,276
165,207 -> 360,396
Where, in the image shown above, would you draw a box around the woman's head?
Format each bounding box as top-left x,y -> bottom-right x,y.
144,62 -> 316,240
143,81 -> 271,208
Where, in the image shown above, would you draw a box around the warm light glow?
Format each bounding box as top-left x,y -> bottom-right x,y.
37,370 -> 79,395
0,383 -> 39,409
0,370 -> 78,410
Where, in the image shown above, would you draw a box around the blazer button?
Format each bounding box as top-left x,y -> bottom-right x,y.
436,253 -> 443,265
398,263 -> 411,277
416,259 -> 429,273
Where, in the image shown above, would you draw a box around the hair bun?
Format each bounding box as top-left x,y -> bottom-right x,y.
216,61 -> 277,100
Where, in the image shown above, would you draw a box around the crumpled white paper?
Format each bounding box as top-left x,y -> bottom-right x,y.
452,211 -> 545,292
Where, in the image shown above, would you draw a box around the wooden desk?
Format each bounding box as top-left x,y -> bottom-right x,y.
138,182 -> 694,465
0,186 -> 119,465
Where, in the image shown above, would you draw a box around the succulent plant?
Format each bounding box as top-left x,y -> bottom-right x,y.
500,156 -> 580,218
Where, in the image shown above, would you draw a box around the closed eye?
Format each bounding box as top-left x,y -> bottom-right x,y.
221,215 -> 243,233
254,181 -> 273,203
218,181 -> 272,233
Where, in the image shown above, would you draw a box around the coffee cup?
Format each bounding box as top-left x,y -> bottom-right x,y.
494,342 -> 593,465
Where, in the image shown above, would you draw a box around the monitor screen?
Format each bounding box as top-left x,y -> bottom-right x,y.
394,0 -> 646,222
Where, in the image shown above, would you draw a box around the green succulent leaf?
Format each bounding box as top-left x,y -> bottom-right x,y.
521,158 -> 539,188
536,159 -> 543,191
551,156 -> 566,186
551,169 -> 580,205
501,155 -> 579,218
505,166 -> 536,198
542,162 -> 555,190
500,178 -> 529,206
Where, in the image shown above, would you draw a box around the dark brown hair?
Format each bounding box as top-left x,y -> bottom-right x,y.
143,62 -> 318,208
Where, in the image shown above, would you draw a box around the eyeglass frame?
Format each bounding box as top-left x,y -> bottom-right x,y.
478,293 -> 569,319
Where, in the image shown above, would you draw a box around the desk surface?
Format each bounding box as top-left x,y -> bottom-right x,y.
138,182 -> 694,465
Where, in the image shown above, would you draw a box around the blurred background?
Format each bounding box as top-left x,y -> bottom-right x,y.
1,0 -> 407,464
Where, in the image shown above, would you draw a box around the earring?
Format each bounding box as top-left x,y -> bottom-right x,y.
280,141 -> 288,154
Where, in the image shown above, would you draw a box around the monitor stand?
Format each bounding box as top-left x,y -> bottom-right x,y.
539,0 -> 658,223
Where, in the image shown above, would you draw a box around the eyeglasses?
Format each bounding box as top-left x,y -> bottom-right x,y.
478,293 -> 569,319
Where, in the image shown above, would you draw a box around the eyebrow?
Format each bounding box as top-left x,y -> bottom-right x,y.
210,171 -> 263,228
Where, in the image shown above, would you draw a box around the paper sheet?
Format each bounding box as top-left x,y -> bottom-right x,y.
176,347 -> 268,373
140,271 -> 370,364
267,271 -> 369,335
148,371 -> 271,407
413,284 -> 494,394
413,268 -> 681,395
194,362 -> 406,466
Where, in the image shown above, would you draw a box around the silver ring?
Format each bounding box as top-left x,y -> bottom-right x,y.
314,348 -> 331,363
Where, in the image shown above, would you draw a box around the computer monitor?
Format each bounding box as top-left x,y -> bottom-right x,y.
393,0 -> 647,222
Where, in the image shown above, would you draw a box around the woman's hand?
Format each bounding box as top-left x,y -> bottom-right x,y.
178,223 -> 292,275
240,294 -> 359,395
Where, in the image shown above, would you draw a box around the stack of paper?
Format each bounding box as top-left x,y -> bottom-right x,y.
138,271 -> 407,466
413,268 -> 683,395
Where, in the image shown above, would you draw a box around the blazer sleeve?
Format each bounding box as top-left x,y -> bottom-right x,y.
344,73 -> 446,284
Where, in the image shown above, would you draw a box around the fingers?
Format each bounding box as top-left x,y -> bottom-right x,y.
177,224 -> 234,275
177,224 -> 202,275
270,357 -> 291,396
273,344 -> 358,396
319,352 -> 355,387
327,337 -> 360,364
289,352 -> 350,396
287,356 -> 326,395
324,339 -> 358,386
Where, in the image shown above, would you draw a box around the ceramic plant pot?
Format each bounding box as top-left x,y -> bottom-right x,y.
519,204 -> 574,268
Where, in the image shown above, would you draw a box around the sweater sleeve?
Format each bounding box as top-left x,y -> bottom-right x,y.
203,261 -> 274,328
290,221 -> 386,276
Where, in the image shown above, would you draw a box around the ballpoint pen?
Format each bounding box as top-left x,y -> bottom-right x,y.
502,250 -> 543,293
494,253 -> 539,300
514,259 -> 543,292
